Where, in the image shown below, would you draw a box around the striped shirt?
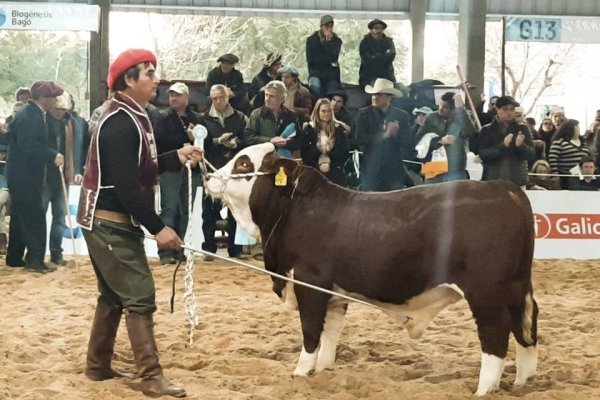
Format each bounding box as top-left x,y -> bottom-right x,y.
548,138 -> 590,174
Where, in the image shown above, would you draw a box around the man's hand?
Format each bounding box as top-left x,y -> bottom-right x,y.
177,146 -> 203,166
55,153 -> 64,167
155,226 -> 182,249
441,135 -> 456,145
218,132 -> 233,145
270,136 -> 287,148
74,174 -> 83,184
323,27 -> 334,40
383,121 -> 399,138
515,131 -> 525,147
504,133 -> 514,148
227,88 -> 235,98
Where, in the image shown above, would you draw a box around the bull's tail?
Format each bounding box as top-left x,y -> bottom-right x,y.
509,289 -> 538,347
521,292 -> 536,345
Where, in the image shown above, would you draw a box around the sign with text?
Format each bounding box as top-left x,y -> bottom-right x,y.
0,2 -> 99,32
505,17 -> 561,43
527,191 -> 600,259
506,17 -> 600,44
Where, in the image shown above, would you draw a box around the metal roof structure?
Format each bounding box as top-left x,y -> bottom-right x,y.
22,0 -> 600,18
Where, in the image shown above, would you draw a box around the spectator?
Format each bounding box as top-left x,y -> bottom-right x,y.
206,53 -> 249,114
278,64 -> 312,119
568,155 -> 600,191
548,119 -> 590,189
306,15 -> 342,99
476,94 -> 499,126
356,78 -> 412,191
416,91 -> 476,183
15,87 -> 31,103
249,52 -> 282,109
358,18 -> 396,88
153,82 -> 202,265
242,80 -> 299,152
478,96 -> 535,188
410,106 -> 433,138
199,84 -> 247,260
6,80 -> 64,273
583,120 -> 600,158
527,159 -> 560,190
45,92 -> 75,267
537,117 -> 554,159
301,98 -> 350,187
327,90 -> 353,129
66,94 -> 90,184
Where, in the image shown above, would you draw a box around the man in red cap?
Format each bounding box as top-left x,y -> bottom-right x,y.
78,48 -> 202,398
5,80 -> 64,273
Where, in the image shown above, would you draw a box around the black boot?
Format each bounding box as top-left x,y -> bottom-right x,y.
125,312 -> 186,398
85,303 -> 134,381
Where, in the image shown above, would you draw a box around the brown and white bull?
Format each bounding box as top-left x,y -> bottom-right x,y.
203,143 -> 538,396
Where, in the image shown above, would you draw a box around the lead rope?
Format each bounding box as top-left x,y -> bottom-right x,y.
183,161 -> 200,345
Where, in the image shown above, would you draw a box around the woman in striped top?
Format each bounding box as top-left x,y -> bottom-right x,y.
548,119 -> 590,189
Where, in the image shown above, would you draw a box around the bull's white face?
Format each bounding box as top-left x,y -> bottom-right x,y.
204,143 -> 276,239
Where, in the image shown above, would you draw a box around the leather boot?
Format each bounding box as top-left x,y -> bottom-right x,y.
0,233 -> 7,255
125,312 -> 186,398
85,303 -> 134,381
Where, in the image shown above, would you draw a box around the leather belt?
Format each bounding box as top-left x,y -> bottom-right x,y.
95,209 -> 132,225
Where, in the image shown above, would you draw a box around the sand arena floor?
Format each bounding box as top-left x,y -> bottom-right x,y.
0,257 -> 599,399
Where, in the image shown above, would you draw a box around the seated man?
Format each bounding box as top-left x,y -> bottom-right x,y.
249,52 -> 282,109
206,53 -> 249,114
242,80 -> 300,152
568,156 -> 600,191
278,64 -> 312,120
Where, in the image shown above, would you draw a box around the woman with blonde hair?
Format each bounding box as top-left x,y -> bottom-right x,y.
301,98 -> 350,186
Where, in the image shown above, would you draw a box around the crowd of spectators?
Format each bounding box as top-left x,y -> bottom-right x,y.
2,14 -> 599,271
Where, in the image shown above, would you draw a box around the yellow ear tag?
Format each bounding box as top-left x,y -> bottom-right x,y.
275,167 -> 287,187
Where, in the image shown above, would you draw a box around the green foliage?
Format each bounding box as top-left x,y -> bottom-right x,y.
0,30 -> 88,118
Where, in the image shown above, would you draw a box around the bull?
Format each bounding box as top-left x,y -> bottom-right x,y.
203,143 -> 538,396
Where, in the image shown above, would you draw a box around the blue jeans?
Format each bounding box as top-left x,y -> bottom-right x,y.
158,169 -> 200,258
308,76 -> 341,99
43,183 -> 66,262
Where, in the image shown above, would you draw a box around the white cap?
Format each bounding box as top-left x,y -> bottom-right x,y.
168,82 -> 189,96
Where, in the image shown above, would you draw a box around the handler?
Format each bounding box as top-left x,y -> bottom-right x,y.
77,48 -> 202,398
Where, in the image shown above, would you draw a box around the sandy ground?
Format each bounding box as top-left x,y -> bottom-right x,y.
0,256 -> 599,400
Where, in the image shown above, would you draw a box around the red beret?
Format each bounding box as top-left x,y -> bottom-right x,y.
30,81 -> 64,99
107,48 -> 157,91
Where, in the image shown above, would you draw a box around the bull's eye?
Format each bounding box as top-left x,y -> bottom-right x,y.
234,155 -> 254,174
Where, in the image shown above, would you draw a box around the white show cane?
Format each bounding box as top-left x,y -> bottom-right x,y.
58,165 -> 78,270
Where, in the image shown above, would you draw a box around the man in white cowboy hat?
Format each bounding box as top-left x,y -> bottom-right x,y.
355,78 -> 413,191
416,91 -> 477,183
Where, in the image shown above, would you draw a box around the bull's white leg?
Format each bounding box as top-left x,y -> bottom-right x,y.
476,353 -> 505,396
515,343 -> 537,385
293,346 -> 318,376
315,303 -> 346,372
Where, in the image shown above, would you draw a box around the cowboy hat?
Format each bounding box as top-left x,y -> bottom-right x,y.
364,78 -> 403,97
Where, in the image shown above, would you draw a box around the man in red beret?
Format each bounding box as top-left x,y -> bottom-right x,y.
5,80 -> 64,274
78,48 -> 202,398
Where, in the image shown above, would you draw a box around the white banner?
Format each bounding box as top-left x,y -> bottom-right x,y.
528,190 -> 600,259
0,3 -> 99,32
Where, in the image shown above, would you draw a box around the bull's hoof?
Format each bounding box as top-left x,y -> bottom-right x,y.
291,368 -> 314,377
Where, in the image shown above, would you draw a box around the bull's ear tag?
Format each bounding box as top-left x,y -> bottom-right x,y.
275,167 -> 287,187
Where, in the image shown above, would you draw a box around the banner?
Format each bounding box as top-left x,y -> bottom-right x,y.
506,17 -> 600,44
0,2 -> 99,32
528,191 -> 600,259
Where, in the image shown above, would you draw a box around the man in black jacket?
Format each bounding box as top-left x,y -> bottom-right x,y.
306,15 -> 342,99
6,80 -> 64,273
356,78 -> 412,191
153,82 -> 202,264
359,19 -> 396,88
206,53 -> 249,114
200,84 -> 247,260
